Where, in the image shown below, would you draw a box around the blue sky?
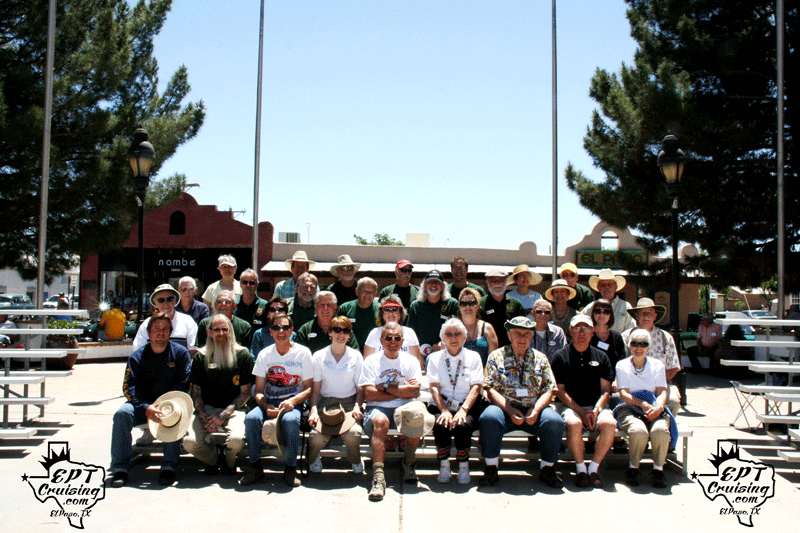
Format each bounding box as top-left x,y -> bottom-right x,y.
152,0 -> 639,253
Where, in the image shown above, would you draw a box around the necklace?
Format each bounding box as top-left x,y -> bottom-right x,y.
632,357 -> 647,375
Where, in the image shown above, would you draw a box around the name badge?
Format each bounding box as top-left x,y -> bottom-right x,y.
515,388 -> 529,398
486,309 -> 495,315
597,341 -> 609,351
589,361 -> 600,367
309,332 -> 318,338
446,398 -> 461,412
253,319 -> 262,326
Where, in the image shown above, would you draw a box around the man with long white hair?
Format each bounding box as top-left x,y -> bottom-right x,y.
183,314 -> 253,475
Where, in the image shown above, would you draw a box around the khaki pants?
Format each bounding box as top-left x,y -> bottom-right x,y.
183,407 -> 246,468
308,396 -> 363,465
616,405 -> 670,468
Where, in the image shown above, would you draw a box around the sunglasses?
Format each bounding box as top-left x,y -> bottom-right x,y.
155,296 -> 176,304
560,272 -> 576,278
593,308 -> 612,315
268,306 -> 287,313
240,280 -> 258,286
459,300 -> 478,307
444,331 -> 463,338
211,327 -> 229,333
331,327 -> 351,334
383,335 -> 402,342
270,324 -> 292,332
534,309 -> 551,315
630,341 -> 650,348
382,307 -> 401,313
399,268 -> 413,273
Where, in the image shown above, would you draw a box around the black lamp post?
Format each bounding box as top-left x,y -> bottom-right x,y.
127,128 -> 155,325
657,134 -> 686,335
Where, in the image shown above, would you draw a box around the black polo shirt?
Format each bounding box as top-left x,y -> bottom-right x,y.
480,294 -> 526,347
550,344 -> 613,407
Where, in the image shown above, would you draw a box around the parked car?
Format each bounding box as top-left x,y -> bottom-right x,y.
0,293 -> 35,310
42,294 -> 79,309
740,309 -> 777,320
715,311 -> 756,340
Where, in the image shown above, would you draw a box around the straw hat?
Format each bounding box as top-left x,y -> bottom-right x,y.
393,401 -> 435,438
627,297 -> 667,324
261,409 -> 288,456
507,264 -> 543,285
588,269 -> 627,292
330,254 -> 362,276
147,391 -> 192,443
285,250 -> 316,271
504,316 -> 536,331
544,279 -> 577,301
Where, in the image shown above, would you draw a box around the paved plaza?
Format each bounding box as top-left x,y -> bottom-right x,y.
2,362 -> 799,532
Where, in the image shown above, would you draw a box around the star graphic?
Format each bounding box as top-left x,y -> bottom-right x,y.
690,471 -> 698,480
22,473 -> 29,482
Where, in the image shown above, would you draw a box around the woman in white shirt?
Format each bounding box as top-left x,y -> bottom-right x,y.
426,318 -> 485,485
307,316 -> 365,474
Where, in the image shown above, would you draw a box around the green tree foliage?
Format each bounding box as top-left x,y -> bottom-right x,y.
144,172 -> 187,212
0,0 -> 204,279
353,233 -> 405,246
565,1 -> 797,289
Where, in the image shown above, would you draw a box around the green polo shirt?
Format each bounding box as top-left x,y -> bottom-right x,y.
480,294 -> 526,347
407,297 -> 459,347
338,299 -> 380,351
196,315 -> 253,350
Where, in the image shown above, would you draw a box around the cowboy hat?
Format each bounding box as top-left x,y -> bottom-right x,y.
261,408 -> 288,457
588,269 -> 627,292
330,254 -> 362,276
627,297 -> 667,324
147,391 -> 192,443
544,279 -> 577,301
394,401 -> 435,438
149,283 -> 181,307
507,264 -> 543,285
504,316 -> 536,331
315,403 -> 357,436
285,250 -> 316,271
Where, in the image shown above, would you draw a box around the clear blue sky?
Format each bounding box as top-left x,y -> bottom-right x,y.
152,0 -> 639,253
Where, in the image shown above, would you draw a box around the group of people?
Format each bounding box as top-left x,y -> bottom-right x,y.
110,252 -> 684,499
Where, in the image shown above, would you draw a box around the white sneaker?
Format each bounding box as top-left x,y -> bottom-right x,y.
352,459 -> 365,475
437,463 -> 452,484
309,457 -> 323,473
457,463 -> 471,485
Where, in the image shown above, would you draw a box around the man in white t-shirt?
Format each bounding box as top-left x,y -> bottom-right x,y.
240,314 -> 313,488
132,284 -> 198,351
359,322 -> 422,501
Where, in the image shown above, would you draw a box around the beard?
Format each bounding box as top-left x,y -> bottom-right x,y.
207,339 -> 236,369
297,291 -> 314,303
426,286 -> 440,297
488,285 -> 505,298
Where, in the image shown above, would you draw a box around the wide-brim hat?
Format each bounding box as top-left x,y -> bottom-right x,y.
262,408 -> 288,456
394,401 -> 434,439
330,254 -> 361,276
315,403 -> 357,436
544,279 -> 577,301
588,269 -> 627,292
504,316 -> 536,331
507,264 -> 543,285
149,284 -> 181,307
627,297 -> 667,324
285,250 -> 316,271
147,391 -> 192,443
558,262 -> 578,275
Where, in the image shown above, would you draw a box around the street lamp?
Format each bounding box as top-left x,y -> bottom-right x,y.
127,128 -> 155,325
657,134 -> 685,333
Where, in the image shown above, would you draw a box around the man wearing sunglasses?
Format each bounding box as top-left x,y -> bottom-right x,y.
234,268 -> 267,331
378,259 -> 418,310
175,276 -> 210,325
326,254 -> 360,305
294,291 -> 359,354
132,283 -> 198,351
196,290 -> 253,349
529,299 -> 567,361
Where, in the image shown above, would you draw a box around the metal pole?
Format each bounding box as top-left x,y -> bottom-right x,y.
137,198 -> 145,325
252,0 -> 265,274
36,0 -> 57,307
671,198 -> 680,331
776,0 -> 785,318
551,0 -> 558,280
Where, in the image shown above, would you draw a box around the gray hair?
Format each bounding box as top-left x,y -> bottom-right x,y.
314,290 -> 337,306
178,276 -> 196,289
356,277 -> 378,291
439,317 -> 467,342
201,314 -> 242,369
216,290 -> 236,304
240,268 -> 259,280
417,278 -> 452,303
628,328 -> 652,346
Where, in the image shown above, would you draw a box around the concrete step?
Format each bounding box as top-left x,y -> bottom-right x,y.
0,397 -> 55,406
0,428 -> 37,439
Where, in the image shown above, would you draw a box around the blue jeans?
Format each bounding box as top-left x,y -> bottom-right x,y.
478,404 -> 564,463
111,402 -> 181,473
244,404 -> 302,467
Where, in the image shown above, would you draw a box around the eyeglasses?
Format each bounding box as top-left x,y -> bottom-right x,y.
592,308 -> 612,315
534,309 -> 551,315
638,310 -> 657,318
444,331 -> 463,338
398,268 -> 413,273
268,306 -> 287,313
155,296 -> 176,304
560,272 -> 576,278
459,300 -> 478,307
240,280 -> 258,286
211,327 -> 229,333
630,341 -> 650,348
178,287 -> 194,292
331,327 -> 351,334
382,335 -> 402,342
270,324 -> 292,331
382,307 -> 401,313
216,299 -> 234,306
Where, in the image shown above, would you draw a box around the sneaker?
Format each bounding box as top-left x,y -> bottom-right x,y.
309,457 -> 323,474
590,472 -> 604,489
402,462 -> 418,484
238,465 -> 265,486
284,465 -> 301,487
652,469 -> 668,489
539,466 -> 563,488
352,459 -> 365,475
479,465 -> 499,486
368,475 -> 386,501
437,463 -> 452,484
625,467 -> 640,487
110,471 -> 128,488
457,463 -> 471,485
575,471 -> 590,488
135,432 -> 154,446
157,469 -> 175,486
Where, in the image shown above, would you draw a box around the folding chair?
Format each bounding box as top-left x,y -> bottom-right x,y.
730,381 -> 762,429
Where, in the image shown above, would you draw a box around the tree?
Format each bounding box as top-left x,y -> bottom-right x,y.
565,1 -> 797,290
144,172 -> 187,212
353,233 -> 405,246
0,0 -> 205,279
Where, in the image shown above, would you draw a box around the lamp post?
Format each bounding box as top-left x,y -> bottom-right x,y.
127,128 -> 155,325
657,134 -> 686,334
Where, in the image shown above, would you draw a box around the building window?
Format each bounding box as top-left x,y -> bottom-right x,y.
601,231 -> 620,251
169,211 -> 186,235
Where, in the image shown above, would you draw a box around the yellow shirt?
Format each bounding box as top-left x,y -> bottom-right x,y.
100,309 -> 127,340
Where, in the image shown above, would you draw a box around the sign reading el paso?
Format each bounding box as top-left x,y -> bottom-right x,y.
576,250 -> 648,269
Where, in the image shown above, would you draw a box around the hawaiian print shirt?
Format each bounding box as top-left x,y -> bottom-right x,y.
483,345 -> 556,408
